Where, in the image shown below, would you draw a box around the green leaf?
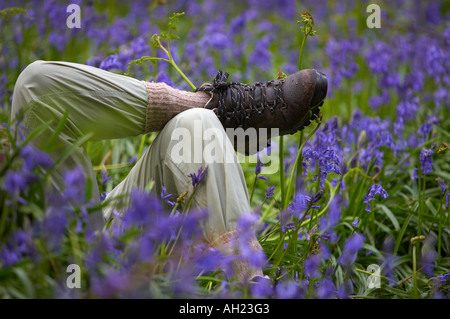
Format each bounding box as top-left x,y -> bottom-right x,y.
0,7 -> 33,22
377,204 -> 400,231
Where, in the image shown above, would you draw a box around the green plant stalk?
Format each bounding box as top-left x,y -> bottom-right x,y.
418,173 -> 423,235
137,134 -> 147,160
270,181 -> 339,268
296,130 -> 304,182
279,136 -> 286,208
412,243 -> 418,298
284,121 -> 322,209
249,176 -> 258,205
436,195 -> 444,257
161,36 -> 196,90
298,33 -> 307,70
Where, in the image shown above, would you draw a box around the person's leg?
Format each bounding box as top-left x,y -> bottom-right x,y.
104,108 -> 264,280
104,108 -> 248,240
10,60 -> 209,228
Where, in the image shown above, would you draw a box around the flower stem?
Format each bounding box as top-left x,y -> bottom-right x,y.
279,136 -> 286,208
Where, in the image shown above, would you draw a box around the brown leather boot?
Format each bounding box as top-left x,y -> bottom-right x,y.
195,69 -> 327,137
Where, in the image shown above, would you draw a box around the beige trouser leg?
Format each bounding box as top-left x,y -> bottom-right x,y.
103,108 -> 251,242
11,60 -> 263,279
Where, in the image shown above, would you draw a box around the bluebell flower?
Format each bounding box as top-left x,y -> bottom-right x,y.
412,168 -> 419,180
122,189 -> 163,229
0,230 -> 33,267
380,236 -> 397,286
420,236 -> 438,277
288,193 -> 308,219
250,277 -> 274,298
99,54 -> 123,71
160,186 -> 175,207
276,281 -> 304,299
337,279 -> 353,299
236,213 -> 266,269
436,177 -> 446,195
101,168 -> 112,185
63,166 -> 87,204
339,233 -> 365,266
364,184 -> 388,211
91,270 -> 130,298
40,207 -> 68,252
3,171 -> 35,196
19,144 -> 53,170
248,35 -> 272,72
188,166 -> 208,187
397,98 -> 420,122
420,148 -> 434,175
316,278 -> 336,299
255,157 -> 263,175
319,194 -> 342,239
304,254 -> 321,279
352,219 -> 359,228
265,186 -> 275,199
128,155 -> 137,164
436,273 -> 450,284
279,209 -> 296,234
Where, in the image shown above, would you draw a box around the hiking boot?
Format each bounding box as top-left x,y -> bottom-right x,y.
195,69 -> 327,137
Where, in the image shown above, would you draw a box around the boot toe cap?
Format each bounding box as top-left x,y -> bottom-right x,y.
310,70 -> 328,107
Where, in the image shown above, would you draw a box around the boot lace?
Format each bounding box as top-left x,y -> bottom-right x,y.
195,71 -> 287,127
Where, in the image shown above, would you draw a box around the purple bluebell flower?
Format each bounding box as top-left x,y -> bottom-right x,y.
99,54 -> 123,71
265,186 -> 275,199
352,219 -> 359,228
420,236 -> 438,277
248,35 -> 272,72
364,184 -> 388,211
63,166 -> 86,204
101,168 -> 112,185
368,184 -> 389,200
316,278 -> 336,299
412,168 -> 419,180
397,98 -> 420,122
339,233 -> 365,266
437,178 -> 446,195
255,157 -> 266,179
304,254 -> 321,279
155,71 -> 175,88
236,213 -> 266,269
379,236 -> 397,286
0,230 -> 33,267
160,186 -> 175,207
279,209 -> 296,234
436,273 -> 450,284
250,277 -> 274,298
91,270 -> 130,298
188,166 -> 208,187
19,144 -> 53,170
288,193 -> 308,219
41,207 -> 68,252
122,189 -> 163,229
275,281 -> 304,299
128,155 -> 137,164
3,171 -> 34,196
420,148 -> 434,175
337,279 -> 353,299
319,194 -> 342,239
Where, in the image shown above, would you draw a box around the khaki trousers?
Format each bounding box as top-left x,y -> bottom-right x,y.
11,60 -> 251,243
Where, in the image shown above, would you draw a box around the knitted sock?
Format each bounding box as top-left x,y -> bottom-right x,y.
142,81 -> 211,132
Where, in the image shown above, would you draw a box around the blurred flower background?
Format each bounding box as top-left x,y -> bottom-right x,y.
0,0 -> 449,299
